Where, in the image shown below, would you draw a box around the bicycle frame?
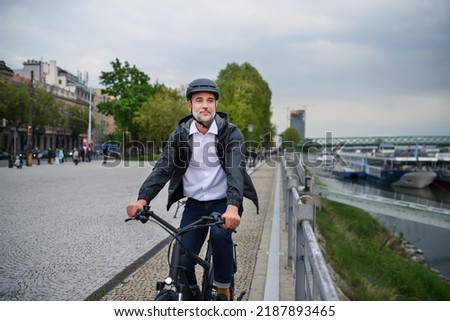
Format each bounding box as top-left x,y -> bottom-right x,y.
126,207 -> 238,301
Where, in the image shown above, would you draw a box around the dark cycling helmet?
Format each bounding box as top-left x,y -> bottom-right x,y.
186,78 -> 220,101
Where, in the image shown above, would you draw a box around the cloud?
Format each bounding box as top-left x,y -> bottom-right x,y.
1,0 -> 449,138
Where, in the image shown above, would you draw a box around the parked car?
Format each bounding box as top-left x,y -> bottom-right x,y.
0,151 -> 10,160
103,143 -> 120,157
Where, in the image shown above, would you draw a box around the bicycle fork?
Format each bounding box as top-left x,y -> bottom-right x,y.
156,242 -> 191,300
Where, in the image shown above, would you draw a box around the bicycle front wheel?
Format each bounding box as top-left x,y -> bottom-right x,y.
154,291 -> 177,301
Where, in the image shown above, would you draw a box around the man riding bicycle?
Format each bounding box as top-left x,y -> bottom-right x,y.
126,78 -> 258,301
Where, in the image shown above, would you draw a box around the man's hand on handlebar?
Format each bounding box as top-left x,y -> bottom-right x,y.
221,204 -> 240,230
126,199 -> 148,217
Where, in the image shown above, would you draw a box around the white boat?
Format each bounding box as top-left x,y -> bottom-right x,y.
391,171 -> 438,189
332,166 -> 366,179
337,145 -> 438,189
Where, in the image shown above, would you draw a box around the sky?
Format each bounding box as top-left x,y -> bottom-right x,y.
1,0 -> 449,139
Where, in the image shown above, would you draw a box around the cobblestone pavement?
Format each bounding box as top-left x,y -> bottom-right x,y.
100,163 -> 277,301
0,160 -> 180,300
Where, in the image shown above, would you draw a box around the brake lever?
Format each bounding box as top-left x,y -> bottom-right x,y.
125,209 -> 150,224
138,214 -> 149,224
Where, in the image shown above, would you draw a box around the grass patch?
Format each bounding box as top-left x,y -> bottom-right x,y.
316,198 -> 450,300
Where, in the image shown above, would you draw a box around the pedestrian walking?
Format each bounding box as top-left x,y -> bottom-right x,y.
73,148 -> 80,165
55,149 -> 60,164
47,148 -> 52,164
34,147 -> 41,165
14,155 -> 23,169
8,154 -> 14,168
59,149 -> 64,164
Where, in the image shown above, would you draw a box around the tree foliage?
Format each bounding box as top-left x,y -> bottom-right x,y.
65,104 -> 94,139
96,60 -> 277,150
32,86 -> 62,131
281,127 -> 301,151
0,81 -> 63,129
216,62 -> 273,147
133,84 -> 188,149
0,79 -> 66,152
97,58 -> 157,137
0,80 -> 29,127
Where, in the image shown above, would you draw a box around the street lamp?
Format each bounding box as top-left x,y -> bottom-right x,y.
248,122 -> 254,167
26,71 -> 34,166
87,87 -> 92,146
248,122 -> 253,143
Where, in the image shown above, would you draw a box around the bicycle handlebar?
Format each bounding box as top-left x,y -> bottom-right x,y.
125,205 -> 229,236
125,206 -> 153,224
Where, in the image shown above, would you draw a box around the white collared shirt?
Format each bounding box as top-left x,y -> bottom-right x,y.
183,120 -> 227,201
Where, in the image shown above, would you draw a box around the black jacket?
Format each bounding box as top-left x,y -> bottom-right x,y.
138,113 -> 259,213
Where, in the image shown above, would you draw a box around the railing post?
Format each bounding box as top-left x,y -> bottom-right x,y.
302,221 -> 340,301
286,175 -> 299,269
295,201 -> 316,300
300,195 -> 316,231
295,215 -> 306,300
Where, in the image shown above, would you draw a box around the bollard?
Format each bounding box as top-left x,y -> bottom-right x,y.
304,176 -> 311,192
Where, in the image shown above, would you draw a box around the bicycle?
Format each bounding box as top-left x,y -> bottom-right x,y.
125,205 -> 246,301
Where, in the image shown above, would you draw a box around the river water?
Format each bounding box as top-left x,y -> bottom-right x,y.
310,167 -> 450,279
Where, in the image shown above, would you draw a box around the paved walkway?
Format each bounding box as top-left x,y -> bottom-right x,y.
97,162 -> 295,301
0,160 -> 179,300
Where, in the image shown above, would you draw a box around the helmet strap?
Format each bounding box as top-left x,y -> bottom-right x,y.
192,113 -> 213,129
196,119 -> 211,129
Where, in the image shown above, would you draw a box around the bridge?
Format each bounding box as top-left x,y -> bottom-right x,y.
306,135 -> 450,147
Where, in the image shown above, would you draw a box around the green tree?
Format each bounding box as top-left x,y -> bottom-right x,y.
134,84 -> 188,151
375,137 -> 384,148
0,80 -> 66,151
0,80 -> 29,127
65,105 -> 94,141
32,86 -> 61,130
97,58 -> 157,137
281,127 -> 301,151
28,86 -> 62,150
0,80 -> 30,153
216,62 -> 273,146
0,81 -> 63,131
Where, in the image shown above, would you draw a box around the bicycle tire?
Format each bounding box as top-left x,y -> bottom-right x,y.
154,291 -> 176,301
229,274 -> 235,301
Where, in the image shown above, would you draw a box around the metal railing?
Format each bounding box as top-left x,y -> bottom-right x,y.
281,155 -> 340,301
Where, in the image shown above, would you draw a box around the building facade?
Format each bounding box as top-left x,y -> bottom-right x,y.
1,59 -> 114,157
289,109 -> 306,140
